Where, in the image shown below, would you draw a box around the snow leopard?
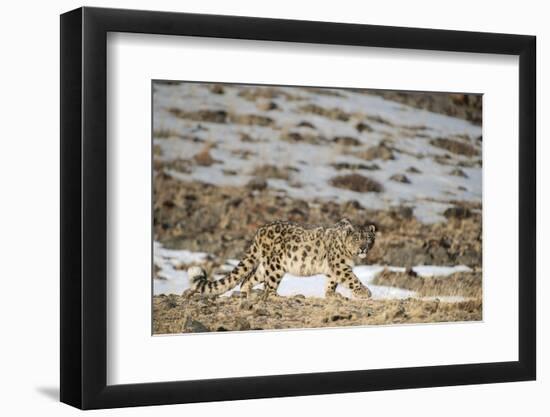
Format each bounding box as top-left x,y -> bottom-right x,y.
187,219 -> 376,299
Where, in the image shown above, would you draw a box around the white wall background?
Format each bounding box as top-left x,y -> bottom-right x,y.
0,0 -> 545,415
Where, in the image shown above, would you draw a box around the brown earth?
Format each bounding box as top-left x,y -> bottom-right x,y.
372,269 -> 482,298
156,81 -> 482,125
153,291 -> 482,334
153,174 -> 482,272
363,90 -> 482,125
430,137 -> 480,157
329,173 -> 383,193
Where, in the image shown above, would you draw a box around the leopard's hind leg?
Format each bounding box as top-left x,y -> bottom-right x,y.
240,263 -> 265,298
261,257 -> 285,301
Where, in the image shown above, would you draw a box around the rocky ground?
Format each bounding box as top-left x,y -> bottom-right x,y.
152,177 -> 482,334
154,288 -> 482,334
153,176 -> 482,272
364,90 -> 482,125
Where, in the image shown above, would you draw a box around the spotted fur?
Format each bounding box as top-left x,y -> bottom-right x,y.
188,218 -> 376,298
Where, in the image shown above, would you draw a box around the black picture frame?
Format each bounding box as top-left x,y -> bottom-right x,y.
60,6 -> 536,410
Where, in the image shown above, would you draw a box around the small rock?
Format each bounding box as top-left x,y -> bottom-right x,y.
344,200 -> 363,210
235,318 -> 251,331
255,308 -> 269,316
280,131 -> 323,145
297,121 -> 315,129
162,200 -> 176,208
391,206 -> 413,219
331,162 -> 380,171
439,236 -> 452,249
449,168 -> 468,178
332,136 -> 361,146
183,316 -> 210,333
256,100 -> 278,111
356,122 -> 374,133
209,84 -> 225,94
444,206 -> 472,220
330,314 -> 352,322
288,207 -> 307,219
405,267 -> 418,277
389,174 -> 411,184
247,177 -> 268,191
164,295 -> 179,309
227,197 -> 242,207
406,166 -> 422,174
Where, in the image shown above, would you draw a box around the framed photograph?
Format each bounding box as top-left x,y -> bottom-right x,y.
60,6 -> 536,409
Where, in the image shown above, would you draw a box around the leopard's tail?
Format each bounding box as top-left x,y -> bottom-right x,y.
189,243 -> 259,296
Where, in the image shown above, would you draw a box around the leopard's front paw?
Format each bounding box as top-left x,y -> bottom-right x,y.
353,286 -> 372,299
326,291 -> 347,301
261,289 -> 279,302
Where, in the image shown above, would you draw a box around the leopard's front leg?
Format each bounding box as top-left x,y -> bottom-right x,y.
328,261 -> 372,299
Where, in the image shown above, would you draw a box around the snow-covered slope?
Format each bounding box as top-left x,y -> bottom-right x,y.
153,83 -> 482,223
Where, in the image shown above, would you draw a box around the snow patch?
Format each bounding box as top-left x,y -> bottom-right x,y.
412,265 -> 472,277
153,243 -> 471,302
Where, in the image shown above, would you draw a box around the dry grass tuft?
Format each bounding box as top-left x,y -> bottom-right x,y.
355,143 -> 395,161
231,114 -> 274,126
332,136 -> 361,146
209,84 -> 225,94
251,164 -> 298,181
280,129 -> 325,145
443,206 -> 472,220
169,108 -> 228,123
153,128 -> 181,138
193,143 -> 218,166
372,269 -> 482,298
430,137 -> 479,157
299,104 -> 351,121
168,108 -> 273,127
153,293 -> 482,334
330,174 -> 383,193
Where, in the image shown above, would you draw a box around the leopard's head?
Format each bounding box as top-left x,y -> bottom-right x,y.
337,219 -> 376,259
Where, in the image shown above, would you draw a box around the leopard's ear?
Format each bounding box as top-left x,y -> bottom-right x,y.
368,224 -> 376,233
336,218 -> 354,235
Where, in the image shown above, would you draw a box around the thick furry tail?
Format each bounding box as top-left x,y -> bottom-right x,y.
188,245 -> 258,296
